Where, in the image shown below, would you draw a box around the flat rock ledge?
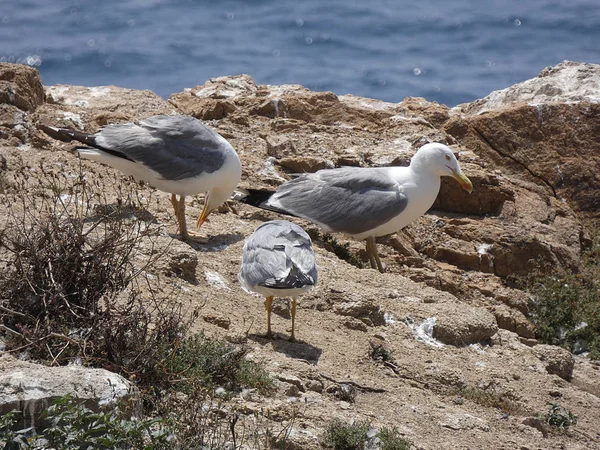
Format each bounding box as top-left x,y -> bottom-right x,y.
0,353 -> 136,430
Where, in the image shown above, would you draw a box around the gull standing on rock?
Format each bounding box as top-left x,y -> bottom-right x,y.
237,143 -> 473,272
40,115 -> 242,241
238,220 -> 318,342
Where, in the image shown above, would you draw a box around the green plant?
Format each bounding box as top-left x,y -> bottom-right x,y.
378,426 -> 411,450
323,419 -> 371,450
369,340 -> 395,363
306,229 -> 365,268
0,396 -> 170,450
451,385 -> 523,415
545,403 -> 577,429
165,332 -> 274,395
41,395 -> 169,449
515,230 -> 600,360
322,420 -> 412,450
0,410 -> 33,450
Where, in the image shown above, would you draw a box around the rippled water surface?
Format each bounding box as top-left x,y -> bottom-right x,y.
2,0 -> 599,105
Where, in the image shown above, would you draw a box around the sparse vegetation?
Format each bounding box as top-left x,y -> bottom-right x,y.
306,228 -> 366,268
545,403 -> 578,429
0,166 -> 207,392
515,229 -> 600,359
0,164 -> 277,448
451,385 -> 524,415
369,340 -> 395,363
323,419 -> 371,450
378,426 -> 412,450
323,420 -> 410,450
164,331 -> 275,395
0,396 -> 169,450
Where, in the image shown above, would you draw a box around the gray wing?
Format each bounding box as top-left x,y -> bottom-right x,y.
268,167 -> 408,235
93,115 -> 228,180
239,220 -> 318,291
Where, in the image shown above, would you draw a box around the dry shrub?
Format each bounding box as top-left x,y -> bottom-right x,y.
159,387 -> 297,450
0,162 -> 196,388
0,161 -> 285,446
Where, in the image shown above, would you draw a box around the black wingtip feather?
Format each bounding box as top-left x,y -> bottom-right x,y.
237,188 -> 275,207
38,124 -> 96,146
38,124 -> 136,162
235,188 -> 298,218
260,262 -> 315,290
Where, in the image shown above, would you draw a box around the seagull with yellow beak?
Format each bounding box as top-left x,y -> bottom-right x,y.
40,115 -> 242,241
238,143 -> 473,272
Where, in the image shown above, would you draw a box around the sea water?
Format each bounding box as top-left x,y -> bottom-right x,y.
1,0 -> 599,106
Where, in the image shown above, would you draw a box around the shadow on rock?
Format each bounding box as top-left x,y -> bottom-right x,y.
182,232 -> 246,251
248,333 -> 323,364
85,202 -> 158,224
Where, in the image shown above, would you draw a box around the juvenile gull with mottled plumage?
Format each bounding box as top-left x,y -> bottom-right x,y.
238,220 -> 318,342
238,143 -> 473,272
40,115 -> 242,241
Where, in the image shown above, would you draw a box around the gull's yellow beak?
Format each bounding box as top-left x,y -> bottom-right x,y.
452,170 -> 474,194
197,203 -> 211,227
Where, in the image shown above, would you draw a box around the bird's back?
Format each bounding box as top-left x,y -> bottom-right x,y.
239,220 -> 317,297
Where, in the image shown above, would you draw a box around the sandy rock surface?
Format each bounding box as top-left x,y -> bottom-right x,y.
1,61 -> 599,449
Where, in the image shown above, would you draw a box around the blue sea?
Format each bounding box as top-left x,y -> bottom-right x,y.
2,0 -> 599,106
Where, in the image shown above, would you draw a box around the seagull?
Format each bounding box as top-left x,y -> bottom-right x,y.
238,220 -> 318,342
39,115 -> 242,241
237,143 -> 473,272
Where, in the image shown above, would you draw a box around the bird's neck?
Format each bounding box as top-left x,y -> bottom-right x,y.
410,154 -> 433,173
210,151 -> 242,206
407,163 -> 441,195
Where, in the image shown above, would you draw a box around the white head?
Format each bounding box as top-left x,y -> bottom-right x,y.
410,143 -> 473,193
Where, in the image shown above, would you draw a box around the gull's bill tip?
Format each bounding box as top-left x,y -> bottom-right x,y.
197,204 -> 210,227
452,170 -> 473,194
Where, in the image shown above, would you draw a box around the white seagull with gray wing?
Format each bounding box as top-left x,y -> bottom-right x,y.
238,143 -> 473,272
239,220 -> 318,342
40,115 -> 242,241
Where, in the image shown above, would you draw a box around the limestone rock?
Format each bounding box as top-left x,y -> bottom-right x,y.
450,61 -> 600,218
276,374 -> 305,393
0,353 -> 135,429
202,314 -> 231,330
439,413 -> 490,431
166,243 -> 199,283
38,84 -> 174,138
190,98 -> 236,120
278,155 -> 334,173
432,171 -> 515,216
265,135 -> 296,158
1,61 -> 598,449
332,299 -> 386,327
533,344 -> 575,381
0,63 -> 45,112
491,305 -> 535,339
457,61 -> 600,114
433,305 -> 498,346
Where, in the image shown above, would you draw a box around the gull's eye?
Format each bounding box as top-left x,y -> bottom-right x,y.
445,154 -> 451,161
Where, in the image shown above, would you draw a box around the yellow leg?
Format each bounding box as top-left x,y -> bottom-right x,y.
290,298 -> 297,342
366,236 -> 385,273
170,193 -> 179,225
365,238 -> 377,269
171,194 -> 207,242
265,296 -> 273,338
178,195 -> 189,239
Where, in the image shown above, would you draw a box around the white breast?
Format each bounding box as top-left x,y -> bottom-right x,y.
352,167 -> 441,240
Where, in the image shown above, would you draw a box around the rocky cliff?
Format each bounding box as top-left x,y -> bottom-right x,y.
0,61 -> 599,449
